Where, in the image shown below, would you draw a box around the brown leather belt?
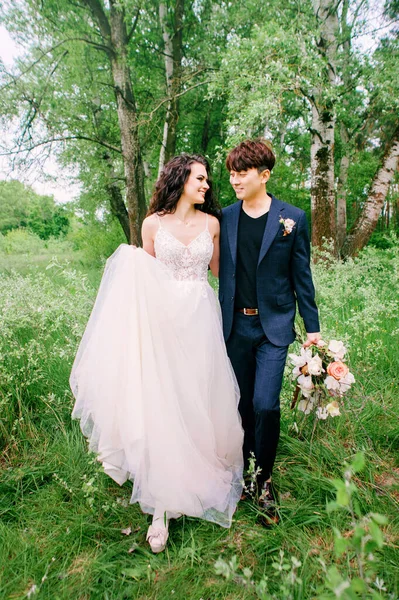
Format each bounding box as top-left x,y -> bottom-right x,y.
236,308 -> 259,315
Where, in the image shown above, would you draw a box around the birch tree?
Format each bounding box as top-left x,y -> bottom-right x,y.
211,0 -> 399,256
309,0 -> 339,251
341,132 -> 399,256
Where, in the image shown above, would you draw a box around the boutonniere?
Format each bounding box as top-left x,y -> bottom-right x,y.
279,217 -> 296,236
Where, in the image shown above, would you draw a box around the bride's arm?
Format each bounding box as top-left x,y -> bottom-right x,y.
141,215 -> 157,257
208,216 -> 220,277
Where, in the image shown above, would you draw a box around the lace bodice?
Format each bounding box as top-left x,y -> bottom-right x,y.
154,215 -> 214,282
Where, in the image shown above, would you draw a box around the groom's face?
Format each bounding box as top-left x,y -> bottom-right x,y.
229,167 -> 270,201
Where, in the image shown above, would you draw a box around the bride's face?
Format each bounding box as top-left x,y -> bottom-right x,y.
182,162 -> 209,205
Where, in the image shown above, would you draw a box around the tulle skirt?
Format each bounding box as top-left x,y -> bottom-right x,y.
70,245 -> 244,527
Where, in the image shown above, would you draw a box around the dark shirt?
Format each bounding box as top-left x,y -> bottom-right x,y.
235,208 -> 269,309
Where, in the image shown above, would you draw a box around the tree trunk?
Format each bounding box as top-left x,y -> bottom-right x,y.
337,123 -> 350,250
85,0 -> 146,246
158,0 -> 184,176
336,0 -> 351,252
310,0 -> 339,251
310,102 -> 337,249
104,154 -> 130,242
201,107 -> 211,153
341,132 -> 399,257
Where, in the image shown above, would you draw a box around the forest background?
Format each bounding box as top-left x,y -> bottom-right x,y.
0,0 -> 398,599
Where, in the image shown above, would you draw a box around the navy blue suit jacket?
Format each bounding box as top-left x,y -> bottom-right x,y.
218,194 -> 320,347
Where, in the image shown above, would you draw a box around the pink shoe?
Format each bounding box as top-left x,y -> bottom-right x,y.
146,524 -> 169,553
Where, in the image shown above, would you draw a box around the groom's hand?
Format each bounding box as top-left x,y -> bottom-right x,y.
303,332 -> 321,347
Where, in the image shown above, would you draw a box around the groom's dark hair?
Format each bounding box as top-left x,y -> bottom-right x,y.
226,139 -> 275,173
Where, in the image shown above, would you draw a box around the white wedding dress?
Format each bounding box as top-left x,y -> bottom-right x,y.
70,215 -> 244,527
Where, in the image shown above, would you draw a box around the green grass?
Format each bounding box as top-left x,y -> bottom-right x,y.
0,241 -> 398,599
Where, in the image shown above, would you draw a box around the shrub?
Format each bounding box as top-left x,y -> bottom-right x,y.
67,218 -> 126,266
0,228 -> 46,255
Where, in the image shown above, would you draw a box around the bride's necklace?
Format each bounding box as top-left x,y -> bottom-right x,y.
175,211 -> 196,227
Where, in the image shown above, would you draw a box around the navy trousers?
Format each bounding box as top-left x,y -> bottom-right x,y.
226,313 -> 288,482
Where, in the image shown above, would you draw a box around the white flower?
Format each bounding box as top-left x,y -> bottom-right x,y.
316,406 -> 329,420
292,365 -> 302,378
279,216 -> 296,235
317,339 -> 327,347
326,401 -> 341,417
289,347 -> 312,379
325,375 -> 341,392
307,354 -> 324,376
298,398 -> 314,414
339,372 -> 355,393
289,347 -> 312,367
298,374 -> 314,397
328,340 -> 347,360
374,578 -> 387,592
284,218 -> 296,232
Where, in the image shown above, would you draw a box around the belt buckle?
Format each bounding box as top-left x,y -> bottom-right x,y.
243,308 -> 258,315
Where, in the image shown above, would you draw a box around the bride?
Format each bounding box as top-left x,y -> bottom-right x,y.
70,154 -> 244,553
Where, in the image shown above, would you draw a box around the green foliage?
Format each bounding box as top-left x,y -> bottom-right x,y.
0,228 -> 46,255
369,232 -> 398,250
320,453 -> 390,599
67,216 -> 126,266
215,454 -> 392,599
0,243 -> 398,598
1,0 -> 398,246
0,180 -> 70,239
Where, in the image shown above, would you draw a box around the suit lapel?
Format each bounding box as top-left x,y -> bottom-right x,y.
227,200 -> 242,267
257,195 -> 284,266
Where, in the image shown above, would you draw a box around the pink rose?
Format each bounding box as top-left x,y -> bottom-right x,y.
327,361 -> 349,381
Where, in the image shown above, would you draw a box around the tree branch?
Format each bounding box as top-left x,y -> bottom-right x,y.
19,50 -> 70,144
0,136 -> 122,156
144,80 -> 210,121
0,37 -> 113,93
127,5 -> 141,44
82,0 -> 112,40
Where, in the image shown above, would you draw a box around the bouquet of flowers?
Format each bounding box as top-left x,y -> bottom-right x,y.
288,340 -> 355,419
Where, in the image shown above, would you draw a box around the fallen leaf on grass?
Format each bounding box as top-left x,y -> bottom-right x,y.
128,543 -> 139,554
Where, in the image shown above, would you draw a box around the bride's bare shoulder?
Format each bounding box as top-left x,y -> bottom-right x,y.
142,213 -> 159,230
207,214 -> 220,234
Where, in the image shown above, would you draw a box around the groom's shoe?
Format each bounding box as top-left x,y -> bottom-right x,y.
257,480 -> 279,527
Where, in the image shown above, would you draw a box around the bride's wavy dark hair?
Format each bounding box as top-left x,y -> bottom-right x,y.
147,154 -> 221,220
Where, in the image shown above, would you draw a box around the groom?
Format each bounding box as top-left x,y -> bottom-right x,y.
218,139 -> 320,525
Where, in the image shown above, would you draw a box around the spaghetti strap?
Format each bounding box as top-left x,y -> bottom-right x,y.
156,213 -> 162,229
